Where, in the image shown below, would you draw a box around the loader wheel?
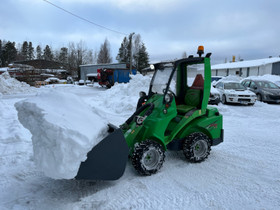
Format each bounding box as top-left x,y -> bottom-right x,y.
183,132 -> 211,163
131,140 -> 165,176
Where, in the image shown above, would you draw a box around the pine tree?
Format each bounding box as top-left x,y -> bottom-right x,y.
21,41 -> 28,60
36,45 -> 42,59
135,43 -> 149,71
117,33 -> 149,71
2,41 -> 17,65
116,37 -> 129,63
43,45 -> 53,61
58,47 -> 68,65
97,38 -> 112,64
27,42 -> 34,60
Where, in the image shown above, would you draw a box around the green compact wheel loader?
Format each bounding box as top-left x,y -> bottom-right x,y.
75,46 -> 224,180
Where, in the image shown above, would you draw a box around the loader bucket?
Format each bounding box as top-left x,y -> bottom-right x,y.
75,124 -> 129,181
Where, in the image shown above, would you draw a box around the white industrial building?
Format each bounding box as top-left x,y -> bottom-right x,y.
211,57 -> 280,78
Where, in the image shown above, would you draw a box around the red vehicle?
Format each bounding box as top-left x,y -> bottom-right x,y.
97,68 -> 114,88
97,68 -> 137,88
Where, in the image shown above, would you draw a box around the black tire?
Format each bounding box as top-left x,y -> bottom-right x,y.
257,94 -> 262,101
221,94 -> 227,104
183,132 -> 211,163
131,140 -> 165,176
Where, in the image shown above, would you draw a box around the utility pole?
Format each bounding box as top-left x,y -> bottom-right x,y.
129,32 -> 135,73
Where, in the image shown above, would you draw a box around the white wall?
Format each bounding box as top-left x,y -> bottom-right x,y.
216,69 -> 227,76
248,67 -> 258,76
229,68 -> 239,76
241,68 -> 247,78
214,63 -> 275,77
211,69 -> 217,76
259,64 -> 272,75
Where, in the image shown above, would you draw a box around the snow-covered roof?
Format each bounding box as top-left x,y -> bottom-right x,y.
80,63 -> 127,67
212,57 -> 280,70
0,67 -> 8,72
86,73 -> 97,76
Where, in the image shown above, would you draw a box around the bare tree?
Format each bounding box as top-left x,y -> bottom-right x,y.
67,42 -> 77,76
76,40 -> 87,66
97,38 -> 112,64
92,49 -> 98,64
85,50 -> 93,64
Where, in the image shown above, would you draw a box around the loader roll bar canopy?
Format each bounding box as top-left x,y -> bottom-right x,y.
148,52 -> 211,109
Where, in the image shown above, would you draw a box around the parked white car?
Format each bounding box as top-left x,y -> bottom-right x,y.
78,80 -> 85,85
208,86 -> 221,105
215,81 -> 257,105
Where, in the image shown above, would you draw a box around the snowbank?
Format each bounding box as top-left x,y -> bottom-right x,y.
0,71 -> 35,95
15,89 -> 108,179
101,74 -> 152,114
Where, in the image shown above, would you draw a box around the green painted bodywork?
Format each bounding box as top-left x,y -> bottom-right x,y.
121,55 -> 223,153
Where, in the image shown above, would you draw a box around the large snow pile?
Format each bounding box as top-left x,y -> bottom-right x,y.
0,71 -> 35,94
15,89 -> 108,179
100,74 -> 152,114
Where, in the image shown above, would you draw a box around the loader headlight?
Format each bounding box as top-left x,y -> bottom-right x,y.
164,93 -> 173,104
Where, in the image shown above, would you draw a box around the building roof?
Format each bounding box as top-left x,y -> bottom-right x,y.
13,59 -> 66,70
0,67 -> 8,72
80,63 -> 128,67
211,57 -> 280,70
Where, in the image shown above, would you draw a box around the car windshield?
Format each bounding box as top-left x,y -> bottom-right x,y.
151,66 -> 176,94
211,77 -> 222,82
224,82 -> 246,90
255,81 -> 279,89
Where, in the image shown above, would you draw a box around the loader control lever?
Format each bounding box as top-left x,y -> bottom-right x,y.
124,103 -> 154,126
135,116 -> 147,125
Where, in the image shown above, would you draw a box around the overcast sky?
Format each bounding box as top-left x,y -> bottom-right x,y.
1,0 -> 280,64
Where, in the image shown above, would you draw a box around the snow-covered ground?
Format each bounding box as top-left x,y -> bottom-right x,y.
0,74 -> 280,209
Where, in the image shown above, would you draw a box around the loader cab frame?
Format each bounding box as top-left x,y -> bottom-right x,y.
148,52 -> 212,113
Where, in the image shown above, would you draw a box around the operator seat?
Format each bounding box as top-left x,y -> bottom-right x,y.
176,74 -> 204,113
